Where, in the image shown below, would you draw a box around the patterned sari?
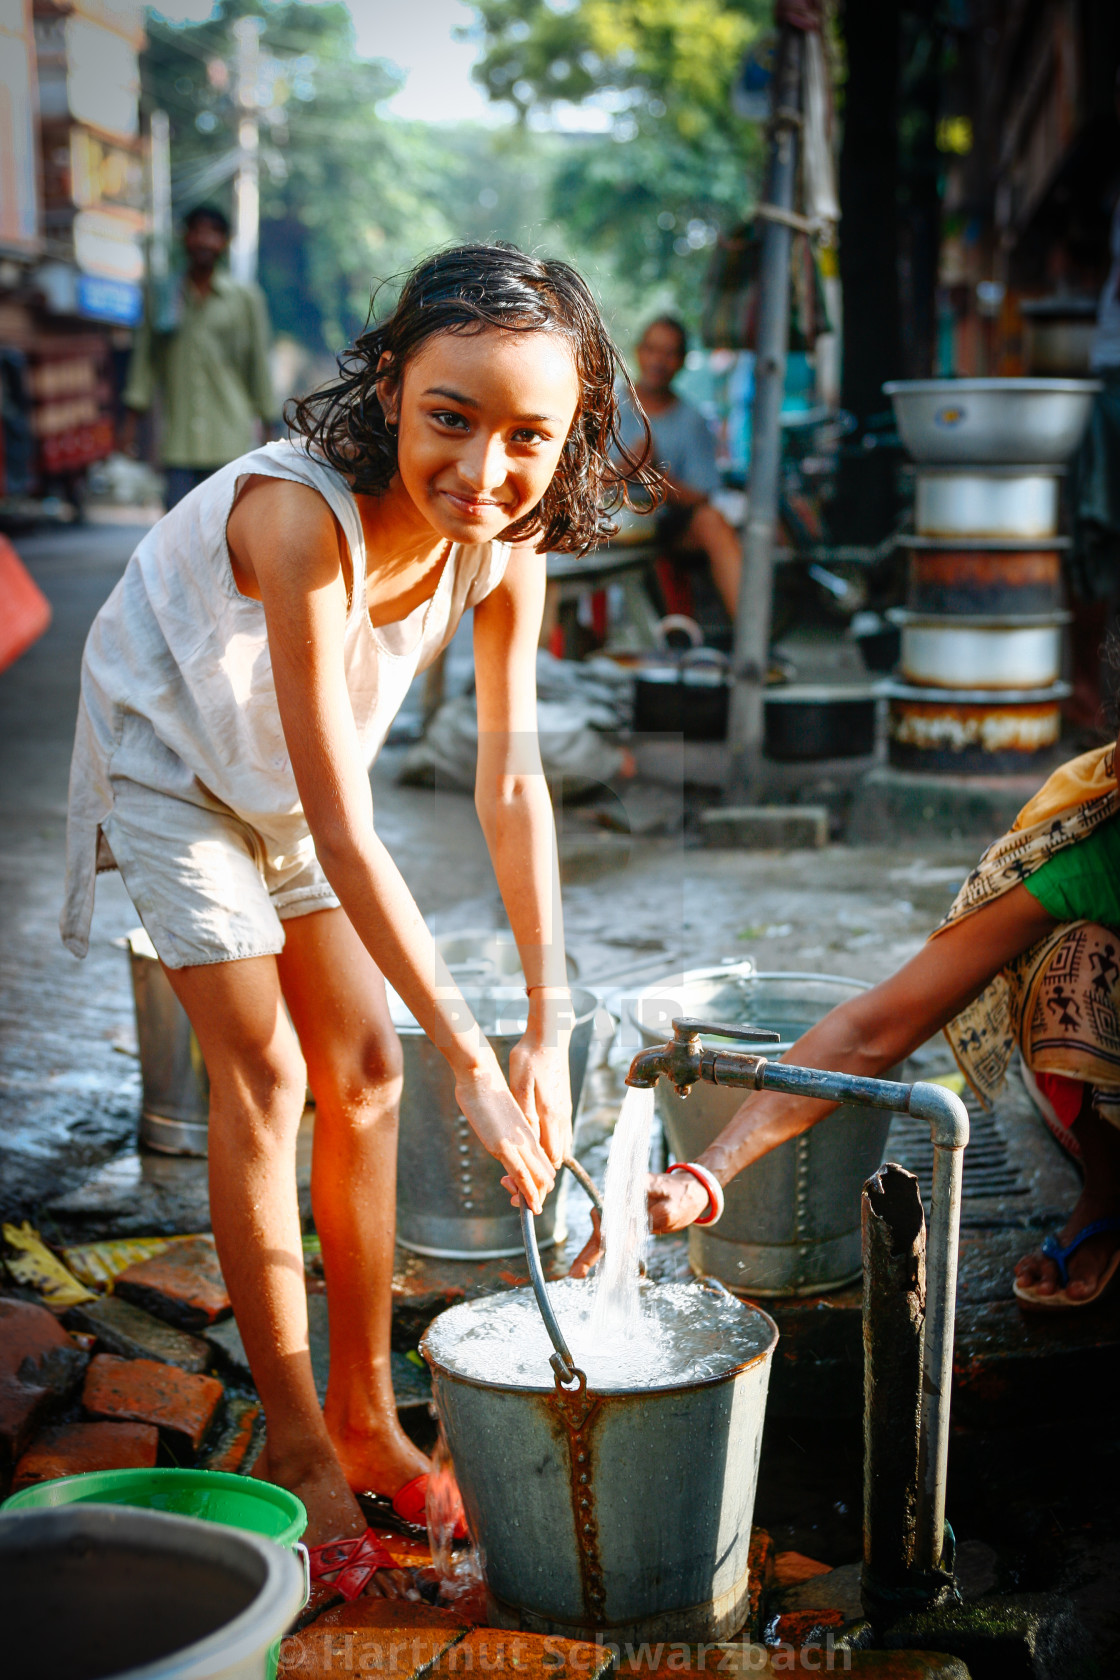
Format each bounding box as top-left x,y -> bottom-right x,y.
931,743 -> 1120,1126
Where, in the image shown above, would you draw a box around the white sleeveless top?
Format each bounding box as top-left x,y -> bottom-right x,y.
61,439 -> 511,957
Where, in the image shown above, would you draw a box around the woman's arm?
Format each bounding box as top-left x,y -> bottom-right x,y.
651,882 -> 1061,1231
473,545 -> 573,1166
231,480 -> 556,1211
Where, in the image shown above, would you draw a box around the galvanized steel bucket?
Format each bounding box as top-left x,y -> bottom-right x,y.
393,984 -> 600,1259
123,928 -> 211,1157
629,966 -> 894,1295
423,1279 -> 778,1642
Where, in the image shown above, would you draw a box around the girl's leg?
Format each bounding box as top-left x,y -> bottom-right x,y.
162,952 -> 368,1545
276,908 -> 429,1496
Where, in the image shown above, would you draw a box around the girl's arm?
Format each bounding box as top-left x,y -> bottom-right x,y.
234,480 -> 556,1212
473,544 -> 573,1167
650,882 -> 1061,1231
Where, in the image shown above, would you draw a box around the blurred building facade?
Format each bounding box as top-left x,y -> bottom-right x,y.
0,0 -> 146,505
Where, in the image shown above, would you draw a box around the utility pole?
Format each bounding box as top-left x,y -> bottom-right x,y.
230,15 -> 262,286
727,26 -> 803,797
148,109 -> 172,283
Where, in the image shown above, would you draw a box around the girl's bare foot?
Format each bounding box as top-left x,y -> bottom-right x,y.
257,1439 -> 414,1600
328,1415 -> 431,1498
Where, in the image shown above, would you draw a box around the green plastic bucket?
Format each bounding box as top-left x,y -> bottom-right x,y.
1,1467 -> 306,1551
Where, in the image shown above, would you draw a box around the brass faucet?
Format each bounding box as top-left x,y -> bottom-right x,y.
626,1017 -> 781,1096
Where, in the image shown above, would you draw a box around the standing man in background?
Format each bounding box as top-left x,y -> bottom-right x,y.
619,316 -> 742,615
122,205 -> 278,509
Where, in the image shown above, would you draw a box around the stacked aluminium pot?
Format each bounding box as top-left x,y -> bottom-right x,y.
882,379 -> 1099,774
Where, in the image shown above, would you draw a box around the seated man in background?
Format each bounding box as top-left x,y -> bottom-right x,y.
620,316 -> 742,615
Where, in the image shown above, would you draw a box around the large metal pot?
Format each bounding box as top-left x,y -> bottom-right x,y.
423,1278 -> 778,1640
763,685 -> 878,760
914,466 -> 1061,538
632,649 -> 731,740
393,984 -> 599,1259
628,966 -> 894,1295
885,680 -> 1067,772
884,377 -> 1100,464
0,1504 -> 304,1680
905,540 -> 1065,615
891,609 -> 1069,690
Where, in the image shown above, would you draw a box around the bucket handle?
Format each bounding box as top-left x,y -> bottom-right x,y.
519,1154 -> 603,1389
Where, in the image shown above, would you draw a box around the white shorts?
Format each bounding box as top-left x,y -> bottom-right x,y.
101,772 -> 340,970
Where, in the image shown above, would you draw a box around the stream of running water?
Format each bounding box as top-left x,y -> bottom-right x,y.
589,1083 -> 655,1340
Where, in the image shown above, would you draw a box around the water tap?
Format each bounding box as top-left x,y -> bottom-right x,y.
626,1017 -> 781,1097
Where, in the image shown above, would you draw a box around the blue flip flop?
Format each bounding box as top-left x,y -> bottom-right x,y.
1013,1216 -> 1120,1311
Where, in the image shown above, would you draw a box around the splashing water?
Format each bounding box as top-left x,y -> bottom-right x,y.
425,1277 -> 771,1391
590,1084 -> 655,1341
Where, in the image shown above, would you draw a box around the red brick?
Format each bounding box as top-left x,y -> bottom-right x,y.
12,1420 -> 158,1489
770,1551 -> 833,1587
0,1297 -> 88,1461
113,1235 -> 230,1330
281,1597 -> 468,1679
763,1608 -> 846,1649
82,1353 -> 223,1450
432,1628 -> 612,1680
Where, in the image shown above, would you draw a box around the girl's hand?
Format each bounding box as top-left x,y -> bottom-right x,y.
567,1170 -> 712,1277
508,1033 -> 573,1170
454,1062 -> 556,1214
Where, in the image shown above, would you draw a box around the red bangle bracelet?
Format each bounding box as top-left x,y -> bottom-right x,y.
667,1161 -> 725,1226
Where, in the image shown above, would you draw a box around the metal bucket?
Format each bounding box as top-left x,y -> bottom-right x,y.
0,1504 -> 304,1680
423,1279 -> 778,1641
393,985 -> 600,1259
629,967 -> 894,1295
124,928 -> 210,1157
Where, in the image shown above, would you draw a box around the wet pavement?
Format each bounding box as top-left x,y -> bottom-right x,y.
2,521 -> 1119,1672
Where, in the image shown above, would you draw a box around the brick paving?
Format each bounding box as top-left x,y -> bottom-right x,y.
12,1418 -> 158,1488
82,1353 -> 224,1451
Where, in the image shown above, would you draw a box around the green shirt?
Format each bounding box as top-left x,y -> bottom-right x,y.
123,270 -> 278,468
1022,815 -> 1120,926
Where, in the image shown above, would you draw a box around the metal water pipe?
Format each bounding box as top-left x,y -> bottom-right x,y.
626,1018 -> 968,1597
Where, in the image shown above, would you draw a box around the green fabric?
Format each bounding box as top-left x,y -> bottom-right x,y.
123,270 -> 278,468
1022,814 -> 1120,926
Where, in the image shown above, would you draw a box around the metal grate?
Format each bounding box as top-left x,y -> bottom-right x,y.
885,1096 -> 1027,1201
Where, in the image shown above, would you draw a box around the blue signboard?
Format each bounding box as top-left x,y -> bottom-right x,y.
77,275 -> 143,327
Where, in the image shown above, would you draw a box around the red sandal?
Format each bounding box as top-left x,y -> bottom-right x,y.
306,1528 -> 397,1601
357,1475 -> 468,1542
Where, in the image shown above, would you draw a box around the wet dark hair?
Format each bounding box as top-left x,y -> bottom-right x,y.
285,243 -> 661,554
642,315 -> 689,358
184,203 -> 230,237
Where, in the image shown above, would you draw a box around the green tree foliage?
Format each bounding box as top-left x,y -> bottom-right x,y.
143,0 -> 452,351
469,0 -> 770,320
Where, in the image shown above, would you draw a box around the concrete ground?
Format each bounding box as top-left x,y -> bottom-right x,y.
1,521 -> 1117,1670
